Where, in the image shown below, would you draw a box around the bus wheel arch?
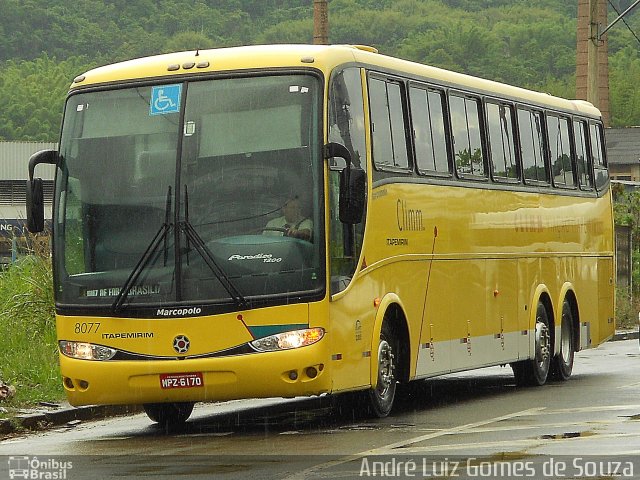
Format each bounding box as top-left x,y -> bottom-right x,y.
379,303 -> 410,383
368,299 -> 410,417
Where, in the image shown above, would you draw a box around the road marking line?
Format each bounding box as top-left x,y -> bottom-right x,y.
394,431 -> 640,454
539,404 -> 640,414
617,449 -> 640,455
394,438 -> 540,453
281,407 -> 545,480
363,407 -> 546,453
617,382 -> 640,389
433,418 -> 620,436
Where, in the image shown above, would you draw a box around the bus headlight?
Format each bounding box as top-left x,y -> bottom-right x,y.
59,341 -> 117,361
250,327 -> 324,352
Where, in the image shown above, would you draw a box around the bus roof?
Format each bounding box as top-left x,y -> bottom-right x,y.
72,44 -> 601,119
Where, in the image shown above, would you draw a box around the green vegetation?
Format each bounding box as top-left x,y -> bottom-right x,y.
616,287 -> 638,330
0,255 -> 62,414
0,1 -> 639,142
613,184 -> 640,329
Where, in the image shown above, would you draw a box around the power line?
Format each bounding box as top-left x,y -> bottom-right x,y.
606,0 -> 640,46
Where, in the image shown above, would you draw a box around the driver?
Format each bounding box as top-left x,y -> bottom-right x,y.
264,195 -> 312,241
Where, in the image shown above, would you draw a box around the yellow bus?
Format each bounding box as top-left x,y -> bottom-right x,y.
27,44 -> 614,426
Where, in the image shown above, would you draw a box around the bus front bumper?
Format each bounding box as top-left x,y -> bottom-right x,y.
59,342 -> 331,406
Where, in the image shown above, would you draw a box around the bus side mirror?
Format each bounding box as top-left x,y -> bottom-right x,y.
26,149 -> 58,233
26,178 -> 45,233
339,167 -> 365,225
324,142 -> 366,225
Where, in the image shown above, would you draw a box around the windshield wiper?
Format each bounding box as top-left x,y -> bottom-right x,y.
112,187 -> 173,314
181,187 -> 247,308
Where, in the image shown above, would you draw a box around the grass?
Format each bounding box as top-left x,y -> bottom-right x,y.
0,254 -> 63,417
615,287 -> 640,330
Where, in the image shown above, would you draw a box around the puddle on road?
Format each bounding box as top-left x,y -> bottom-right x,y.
338,424 -> 378,431
540,430 -> 596,440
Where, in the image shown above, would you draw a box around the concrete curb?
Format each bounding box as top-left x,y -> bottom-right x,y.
612,328 -> 639,341
0,404 -> 142,436
1,329 -> 638,437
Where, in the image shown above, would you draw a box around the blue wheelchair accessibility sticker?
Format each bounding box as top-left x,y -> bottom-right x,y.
150,84 -> 182,115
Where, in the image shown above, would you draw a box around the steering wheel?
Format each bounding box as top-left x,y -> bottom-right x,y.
261,227 -> 289,234
260,226 -> 312,242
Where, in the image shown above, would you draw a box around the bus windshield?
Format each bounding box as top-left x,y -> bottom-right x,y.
54,74 -> 324,312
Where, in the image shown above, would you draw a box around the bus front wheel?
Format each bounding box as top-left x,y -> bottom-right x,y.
511,301 -> 551,386
143,401 -> 195,427
368,322 -> 398,417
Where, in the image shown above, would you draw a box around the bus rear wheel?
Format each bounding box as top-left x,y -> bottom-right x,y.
368,322 -> 398,418
550,299 -> 575,381
143,402 -> 195,427
512,301 -> 551,386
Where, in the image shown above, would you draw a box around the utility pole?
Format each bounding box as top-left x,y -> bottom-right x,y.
576,0 -> 610,126
313,0 -> 329,45
588,0 -> 601,110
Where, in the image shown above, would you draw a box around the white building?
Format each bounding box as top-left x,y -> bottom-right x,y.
0,141 -> 57,262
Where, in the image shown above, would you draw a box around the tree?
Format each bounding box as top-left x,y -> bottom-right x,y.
613,184 -> 640,294
0,0 -> 638,141
163,31 -> 216,53
609,47 -> 640,127
0,55 -> 93,141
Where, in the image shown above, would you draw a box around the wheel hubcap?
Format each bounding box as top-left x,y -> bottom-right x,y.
377,339 -> 395,397
535,320 -> 550,366
561,312 -> 572,363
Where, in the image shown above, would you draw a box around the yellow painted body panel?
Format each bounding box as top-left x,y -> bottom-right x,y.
328,180 -> 614,388
57,303 -> 310,358
61,341 -> 331,406
72,44 -> 600,119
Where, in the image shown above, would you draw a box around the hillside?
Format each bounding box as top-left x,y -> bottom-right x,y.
0,0 -> 638,140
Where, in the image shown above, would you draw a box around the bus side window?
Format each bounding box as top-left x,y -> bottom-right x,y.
573,119 -> 592,190
486,101 -> 518,181
409,85 -> 450,175
590,122 -> 609,191
328,69 -> 367,168
518,108 -> 548,184
369,76 -> 410,171
547,114 -> 575,188
449,93 -> 486,178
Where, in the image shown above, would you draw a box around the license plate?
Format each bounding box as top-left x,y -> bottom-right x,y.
159,372 -> 204,389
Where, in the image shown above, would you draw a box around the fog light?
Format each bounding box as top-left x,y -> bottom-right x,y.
305,367 -> 318,379
288,370 -> 298,380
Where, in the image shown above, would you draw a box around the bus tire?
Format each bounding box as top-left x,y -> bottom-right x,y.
550,299 -> 575,381
143,401 -> 195,427
511,301 -> 551,386
368,322 -> 398,418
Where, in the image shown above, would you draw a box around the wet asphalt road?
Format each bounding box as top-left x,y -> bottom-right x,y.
1,339 -> 639,479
